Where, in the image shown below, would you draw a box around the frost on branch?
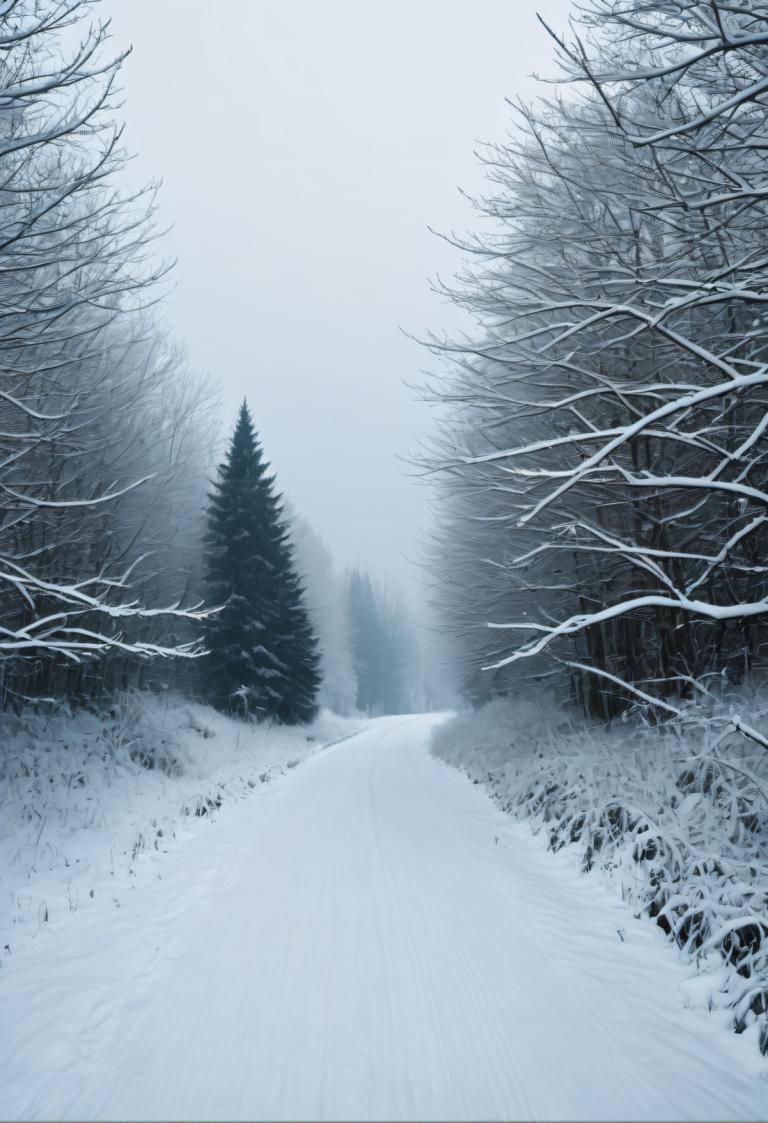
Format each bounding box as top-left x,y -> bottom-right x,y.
0,2 -> 215,697
424,0 -> 768,720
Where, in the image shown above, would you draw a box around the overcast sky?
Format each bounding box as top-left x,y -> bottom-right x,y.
106,0 -> 573,588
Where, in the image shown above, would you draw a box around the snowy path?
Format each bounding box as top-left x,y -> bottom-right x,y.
2,713 -> 767,1121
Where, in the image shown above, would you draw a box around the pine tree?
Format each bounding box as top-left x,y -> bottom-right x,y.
347,568 -> 386,715
377,595 -> 411,715
203,402 -> 321,722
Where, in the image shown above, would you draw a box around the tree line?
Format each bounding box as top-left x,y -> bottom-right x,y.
0,0 -> 212,705
425,0 -> 768,735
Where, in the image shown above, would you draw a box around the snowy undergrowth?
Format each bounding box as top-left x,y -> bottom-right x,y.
432,694 -> 768,1054
0,693 -> 359,962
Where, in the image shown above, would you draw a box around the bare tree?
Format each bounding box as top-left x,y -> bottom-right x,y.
425,0 -> 768,731
0,1 -> 212,699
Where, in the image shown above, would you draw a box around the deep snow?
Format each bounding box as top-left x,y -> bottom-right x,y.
2,712 -> 767,1120
0,694 -> 359,964
431,695 -> 768,1052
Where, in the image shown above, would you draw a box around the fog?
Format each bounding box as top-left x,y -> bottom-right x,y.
105,0 -> 573,586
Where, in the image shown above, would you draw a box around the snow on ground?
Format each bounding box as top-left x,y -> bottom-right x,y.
432,695 -> 768,1057
0,692 -> 359,964
2,712 -> 768,1120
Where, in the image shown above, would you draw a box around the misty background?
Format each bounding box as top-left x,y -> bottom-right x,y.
106,0 -> 573,591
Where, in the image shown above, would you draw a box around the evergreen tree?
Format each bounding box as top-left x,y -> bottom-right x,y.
348,569 -> 380,714
347,568 -> 418,715
287,511 -> 358,714
203,402 -> 321,722
376,594 -> 412,716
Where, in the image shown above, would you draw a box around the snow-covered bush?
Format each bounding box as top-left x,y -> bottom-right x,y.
433,694 -> 768,1053
0,692 -> 358,960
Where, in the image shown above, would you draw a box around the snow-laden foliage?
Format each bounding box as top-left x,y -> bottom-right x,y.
432,694 -> 768,1053
0,1 -> 215,697
424,0 -> 768,717
0,690 -> 359,960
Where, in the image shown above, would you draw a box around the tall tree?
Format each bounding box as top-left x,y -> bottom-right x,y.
347,569 -> 416,715
203,402 -> 320,722
347,568 -> 385,715
424,2 -> 768,721
0,0 -> 210,698
288,512 -> 358,715
375,584 -> 414,715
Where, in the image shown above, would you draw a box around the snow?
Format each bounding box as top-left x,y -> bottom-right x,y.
0,693 -> 359,963
432,696 -> 768,1052
2,711 -> 767,1120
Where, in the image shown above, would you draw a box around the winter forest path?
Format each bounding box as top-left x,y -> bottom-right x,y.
2,714 -> 767,1121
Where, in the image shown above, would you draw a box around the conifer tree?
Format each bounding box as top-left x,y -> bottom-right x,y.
348,568 -> 386,715
203,402 -> 321,722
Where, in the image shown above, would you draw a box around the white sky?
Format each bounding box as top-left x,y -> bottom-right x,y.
105,0 -> 574,587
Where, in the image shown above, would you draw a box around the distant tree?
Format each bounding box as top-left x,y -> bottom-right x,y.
347,568 -> 386,715
203,402 -> 320,722
375,584 -> 414,715
347,569 -> 417,715
288,512 -> 358,714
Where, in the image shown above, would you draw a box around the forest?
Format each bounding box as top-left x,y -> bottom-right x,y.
427,2 -> 768,729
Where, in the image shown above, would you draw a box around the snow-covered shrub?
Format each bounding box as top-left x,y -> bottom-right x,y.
433,694 -> 768,1052
0,692 -> 358,960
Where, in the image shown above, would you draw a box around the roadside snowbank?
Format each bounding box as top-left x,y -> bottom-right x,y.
0,694 -> 359,962
432,695 -> 768,1054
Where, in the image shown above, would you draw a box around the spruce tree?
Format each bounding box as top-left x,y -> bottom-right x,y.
203,402 -> 321,722
348,568 -> 386,715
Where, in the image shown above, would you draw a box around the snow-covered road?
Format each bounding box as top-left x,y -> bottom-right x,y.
2,714 -> 767,1120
